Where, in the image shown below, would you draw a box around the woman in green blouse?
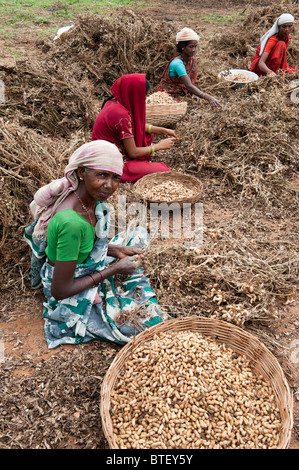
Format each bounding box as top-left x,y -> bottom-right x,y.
24,140 -> 168,348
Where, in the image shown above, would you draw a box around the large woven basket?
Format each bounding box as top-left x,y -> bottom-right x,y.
134,171 -> 202,206
100,316 -> 293,449
146,101 -> 187,127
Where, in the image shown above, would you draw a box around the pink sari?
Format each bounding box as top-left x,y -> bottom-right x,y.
92,73 -> 171,183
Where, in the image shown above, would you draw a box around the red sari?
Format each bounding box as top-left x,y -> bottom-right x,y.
91,73 -> 170,183
250,35 -> 297,76
156,56 -> 198,99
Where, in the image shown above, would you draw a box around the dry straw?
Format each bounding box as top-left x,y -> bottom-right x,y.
0,119 -> 85,289
38,9 -> 176,94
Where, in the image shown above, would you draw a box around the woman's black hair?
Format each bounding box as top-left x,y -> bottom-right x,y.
146,78 -> 151,94
101,78 -> 151,109
101,95 -> 114,110
176,40 -> 192,53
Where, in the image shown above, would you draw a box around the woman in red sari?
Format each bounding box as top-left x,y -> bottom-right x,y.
250,13 -> 296,76
156,27 -> 220,107
91,73 -> 178,183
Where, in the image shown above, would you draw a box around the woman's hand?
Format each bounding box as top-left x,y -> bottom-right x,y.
206,95 -> 221,107
51,248 -> 147,300
114,254 -> 145,275
108,245 -> 147,259
147,125 -> 179,140
181,75 -> 220,107
155,137 -> 176,151
163,128 -> 179,139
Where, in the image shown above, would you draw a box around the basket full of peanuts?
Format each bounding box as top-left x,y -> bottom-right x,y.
100,316 -> 293,449
134,171 -> 201,206
146,91 -> 187,127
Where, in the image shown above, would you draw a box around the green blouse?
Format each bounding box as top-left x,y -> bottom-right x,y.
45,210 -> 95,264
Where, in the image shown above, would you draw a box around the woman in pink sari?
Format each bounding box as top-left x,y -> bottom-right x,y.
250,13 -> 297,76
92,73 -> 179,183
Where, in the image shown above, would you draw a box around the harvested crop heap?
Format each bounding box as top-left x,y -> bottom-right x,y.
0,118 -> 84,288
179,72 -> 299,208
38,8 -> 176,94
0,61 -> 98,138
110,330 -> 281,449
0,9 -> 176,138
147,206 -> 298,326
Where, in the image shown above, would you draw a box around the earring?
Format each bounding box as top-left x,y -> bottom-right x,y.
79,177 -> 83,181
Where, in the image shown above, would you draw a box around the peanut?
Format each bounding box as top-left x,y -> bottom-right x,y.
146,91 -> 176,105
224,73 -> 253,83
110,330 -> 282,449
140,180 -> 196,201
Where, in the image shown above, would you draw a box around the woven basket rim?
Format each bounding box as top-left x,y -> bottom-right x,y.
134,171 -> 202,204
146,101 -> 187,109
145,115 -> 186,126
100,316 -> 293,450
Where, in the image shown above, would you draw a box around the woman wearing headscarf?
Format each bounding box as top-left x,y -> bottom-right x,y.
156,27 -> 220,107
24,140 -> 168,349
250,13 -> 297,76
92,73 -> 179,183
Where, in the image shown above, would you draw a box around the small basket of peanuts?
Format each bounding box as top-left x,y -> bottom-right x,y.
133,171 -> 202,206
100,316 -> 293,449
146,91 -> 187,127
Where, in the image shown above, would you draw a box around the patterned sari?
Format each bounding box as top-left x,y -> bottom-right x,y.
24,201 -> 168,348
156,56 -> 198,100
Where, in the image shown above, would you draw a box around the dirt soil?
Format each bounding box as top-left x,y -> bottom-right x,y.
0,0 -> 298,450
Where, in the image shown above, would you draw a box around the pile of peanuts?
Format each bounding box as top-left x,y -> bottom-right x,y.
110,330 -> 282,449
225,72 -> 253,83
146,91 -> 176,104
140,180 -> 196,201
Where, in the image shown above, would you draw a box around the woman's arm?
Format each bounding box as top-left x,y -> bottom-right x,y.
107,245 -> 146,259
179,74 -> 220,107
145,124 -> 179,140
51,254 -> 145,300
258,52 -> 276,75
122,136 -> 176,159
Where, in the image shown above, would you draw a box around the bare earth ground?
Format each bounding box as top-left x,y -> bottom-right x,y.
0,0 -> 298,450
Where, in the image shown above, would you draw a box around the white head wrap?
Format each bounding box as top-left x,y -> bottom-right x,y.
259,13 -> 294,56
176,27 -> 199,43
30,140 -> 123,238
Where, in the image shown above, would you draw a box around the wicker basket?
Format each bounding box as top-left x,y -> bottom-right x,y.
134,171 -> 202,206
100,316 -> 293,449
146,101 -> 187,127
